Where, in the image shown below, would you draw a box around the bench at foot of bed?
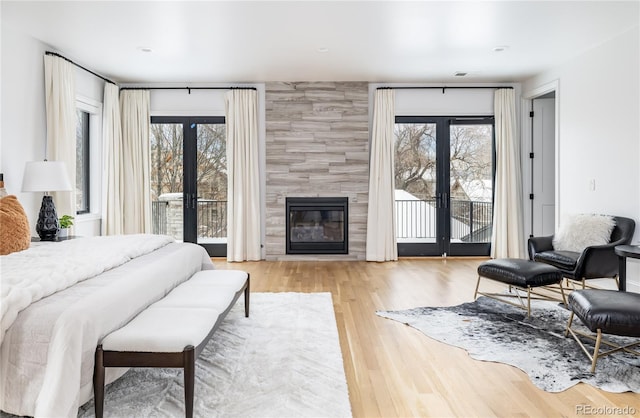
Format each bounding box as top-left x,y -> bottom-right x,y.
93,270 -> 250,418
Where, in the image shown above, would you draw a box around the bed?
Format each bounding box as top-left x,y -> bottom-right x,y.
0,234 -> 213,417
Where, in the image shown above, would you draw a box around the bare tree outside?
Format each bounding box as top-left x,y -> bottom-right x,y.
150,123 -> 184,199
149,123 -> 227,200
150,122 -> 227,240
196,124 -> 227,201
449,124 -> 492,201
394,122 -> 493,243
449,124 -> 493,242
394,123 -> 492,200
394,123 -> 436,200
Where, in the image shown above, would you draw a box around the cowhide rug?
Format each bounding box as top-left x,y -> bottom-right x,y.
377,296 -> 640,393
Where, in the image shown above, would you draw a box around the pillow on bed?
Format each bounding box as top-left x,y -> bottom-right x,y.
552,213 -> 615,253
0,195 -> 31,255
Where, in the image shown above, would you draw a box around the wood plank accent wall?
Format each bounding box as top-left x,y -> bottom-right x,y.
265,82 -> 370,259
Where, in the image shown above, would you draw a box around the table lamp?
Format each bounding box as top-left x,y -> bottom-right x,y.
22,160 -> 73,241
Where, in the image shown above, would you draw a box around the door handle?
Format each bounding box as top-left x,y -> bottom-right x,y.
184,193 -> 197,209
443,192 -> 449,209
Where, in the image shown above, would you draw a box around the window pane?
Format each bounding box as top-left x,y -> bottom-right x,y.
150,123 -> 184,241
196,124 -> 227,243
75,110 -> 90,213
449,124 -> 493,243
394,123 -> 437,243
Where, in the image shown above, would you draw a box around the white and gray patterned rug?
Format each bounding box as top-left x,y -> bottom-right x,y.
77,292 -> 352,418
377,296 -> 640,393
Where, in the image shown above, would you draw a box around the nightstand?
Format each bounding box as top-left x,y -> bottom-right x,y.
30,236 -> 81,246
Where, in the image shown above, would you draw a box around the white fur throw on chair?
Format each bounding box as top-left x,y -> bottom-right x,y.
552,214 -> 616,253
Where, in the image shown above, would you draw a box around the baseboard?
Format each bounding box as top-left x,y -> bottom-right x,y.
266,254 -> 362,261
626,281 -> 640,294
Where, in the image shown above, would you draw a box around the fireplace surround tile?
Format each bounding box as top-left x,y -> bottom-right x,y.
265,82 -> 369,259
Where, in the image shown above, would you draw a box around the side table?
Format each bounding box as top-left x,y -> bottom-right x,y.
614,244 -> 640,292
30,235 -> 81,247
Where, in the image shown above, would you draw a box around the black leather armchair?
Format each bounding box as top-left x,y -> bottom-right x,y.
528,216 -> 636,289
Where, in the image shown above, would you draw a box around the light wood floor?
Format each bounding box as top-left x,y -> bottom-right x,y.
212,258 -> 640,418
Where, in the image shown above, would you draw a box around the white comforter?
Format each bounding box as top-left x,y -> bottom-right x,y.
1,234 -> 173,346
0,235 -> 213,417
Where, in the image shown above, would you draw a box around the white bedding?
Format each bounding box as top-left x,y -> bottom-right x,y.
1,234 -> 173,346
0,236 -> 213,417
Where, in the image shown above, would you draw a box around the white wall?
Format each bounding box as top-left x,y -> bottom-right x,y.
523,26 -> 640,292
369,82 -> 521,116
1,24 -> 49,233
1,22 -> 105,236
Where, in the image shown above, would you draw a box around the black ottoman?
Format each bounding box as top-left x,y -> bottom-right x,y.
566,289 -> 640,372
474,258 -> 565,316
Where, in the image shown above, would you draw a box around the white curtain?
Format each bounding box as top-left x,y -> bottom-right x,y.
225,89 -> 261,262
101,83 -> 123,235
44,55 -> 76,218
119,90 -> 152,234
366,89 -> 397,262
491,88 -> 524,258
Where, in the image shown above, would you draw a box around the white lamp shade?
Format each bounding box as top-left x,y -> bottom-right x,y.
21,161 -> 73,192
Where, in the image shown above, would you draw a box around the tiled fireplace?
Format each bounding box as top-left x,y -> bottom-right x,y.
265,81 -> 370,259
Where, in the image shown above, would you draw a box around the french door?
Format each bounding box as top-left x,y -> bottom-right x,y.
395,116 -> 495,256
150,116 -> 227,256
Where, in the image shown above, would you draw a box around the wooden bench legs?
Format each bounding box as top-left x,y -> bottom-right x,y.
93,274 -> 250,418
184,346 -> 196,418
94,347 -> 105,418
94,346 -> 197,418
245,275 -> 250,318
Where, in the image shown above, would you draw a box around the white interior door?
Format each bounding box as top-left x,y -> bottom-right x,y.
532,97 -> 556,237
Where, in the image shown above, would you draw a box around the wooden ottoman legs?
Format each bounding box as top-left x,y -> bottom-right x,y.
565,311 -> 640,373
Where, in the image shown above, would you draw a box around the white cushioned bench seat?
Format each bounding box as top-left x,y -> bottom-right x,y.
187,269 -> 248,288
102,307 -> 221,353
152,270 -> 248,312
153,287 -> 239,312
93,269 -> 250,418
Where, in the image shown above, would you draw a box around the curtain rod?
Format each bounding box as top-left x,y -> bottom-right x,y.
120,86 -> 257,94
45,51 -> 116,86
377,86 -> 513,94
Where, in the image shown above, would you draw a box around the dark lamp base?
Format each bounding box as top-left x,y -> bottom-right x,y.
35,195 -> 60,241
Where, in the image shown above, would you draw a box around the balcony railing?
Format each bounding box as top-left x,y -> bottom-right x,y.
395,199 -> 493,243
152,200 -> 168,235
154,198 -> 490,243
197,200 -> 227,238
152,200 -> 227,239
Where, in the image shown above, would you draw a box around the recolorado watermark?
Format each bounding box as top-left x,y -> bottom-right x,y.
576,404 -> 637,416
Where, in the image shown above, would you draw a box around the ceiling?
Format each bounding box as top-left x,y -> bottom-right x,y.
2,1 -> 638,84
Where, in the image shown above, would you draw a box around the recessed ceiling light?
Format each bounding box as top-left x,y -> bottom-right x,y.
493,45 -> 509,52
137,47 -> 153,53
317,47 -> 329,53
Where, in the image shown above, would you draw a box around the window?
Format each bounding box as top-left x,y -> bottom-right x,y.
75,97 -> 102,218
76,109 -> 90,213
394,116 -> 495,256
150,116 -> 227,256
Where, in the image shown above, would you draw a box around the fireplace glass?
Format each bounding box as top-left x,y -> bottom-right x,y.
286,197 -> 348,254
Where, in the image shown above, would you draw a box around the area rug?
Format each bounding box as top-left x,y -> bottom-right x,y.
77,292 -> 352,418
377,296 -> 640,393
